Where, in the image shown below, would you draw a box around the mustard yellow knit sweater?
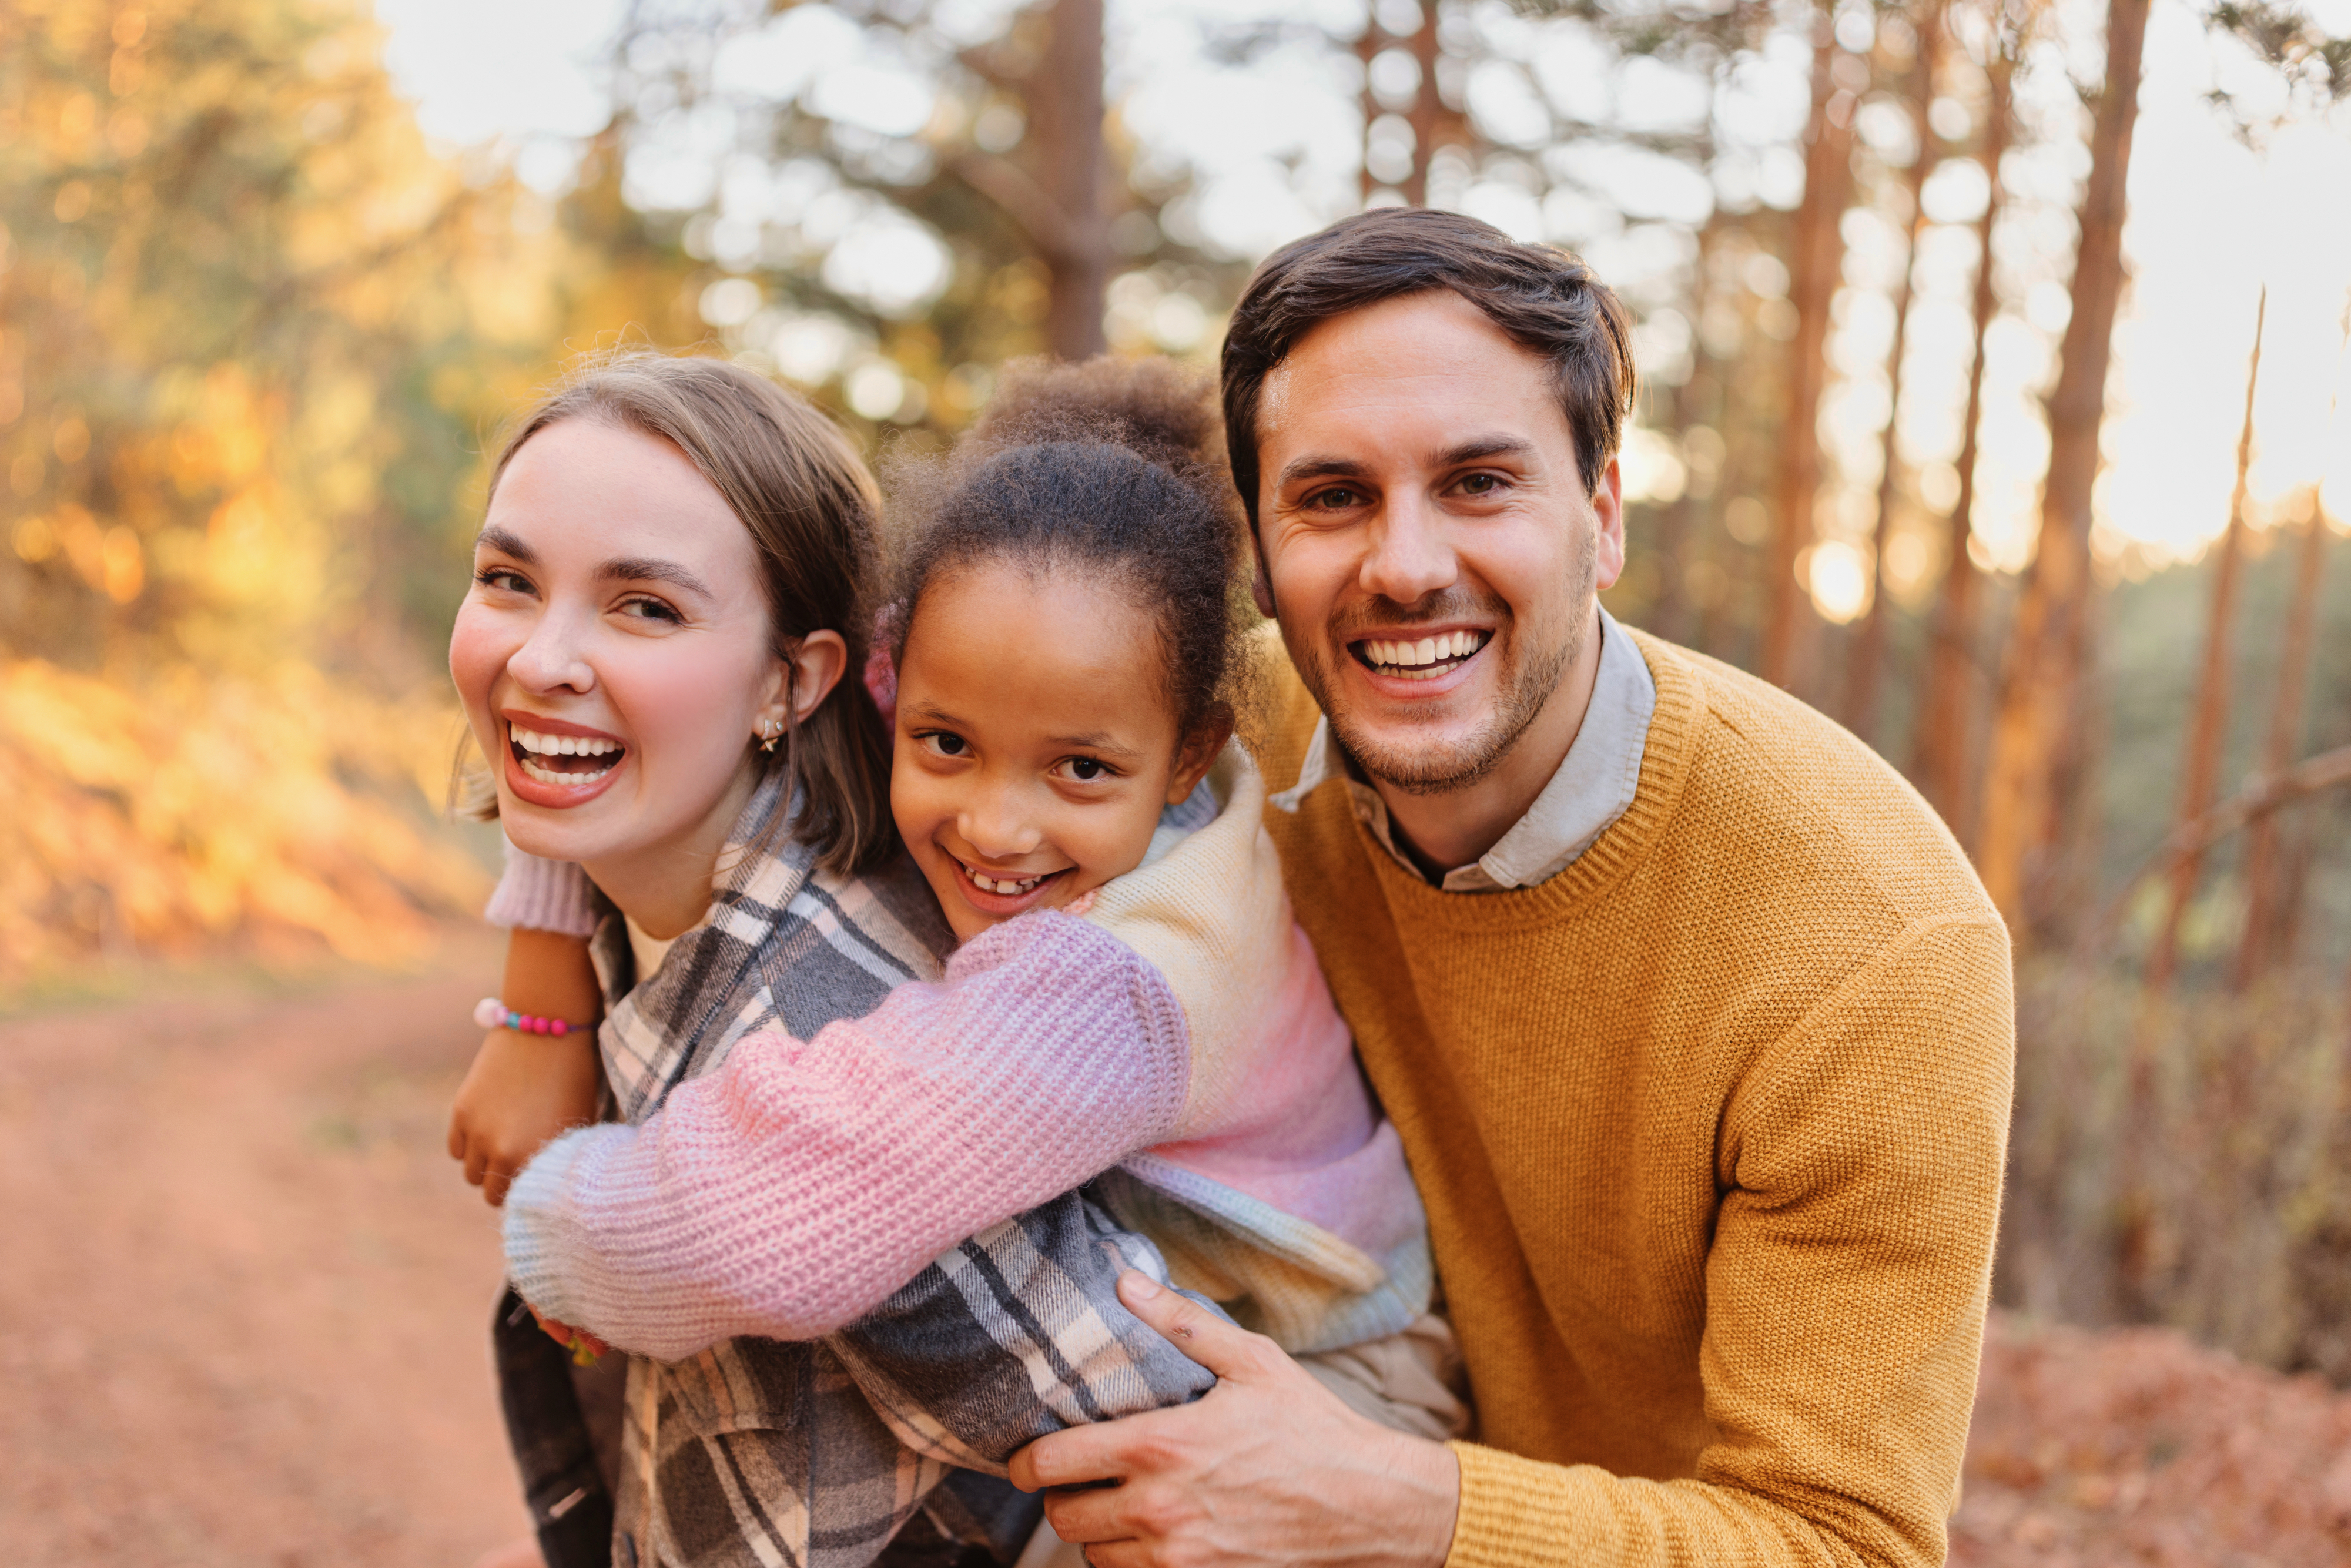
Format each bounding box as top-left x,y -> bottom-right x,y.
1258,628 -> 2014,1568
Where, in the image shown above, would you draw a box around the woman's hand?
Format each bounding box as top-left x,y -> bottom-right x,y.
447,1026 -> 603,1205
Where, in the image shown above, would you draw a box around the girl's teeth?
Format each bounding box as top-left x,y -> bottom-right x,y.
970,869 -> 1042,895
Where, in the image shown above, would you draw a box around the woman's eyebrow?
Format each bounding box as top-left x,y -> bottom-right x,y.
474,524 -> 537,561
597,556 -> 715,599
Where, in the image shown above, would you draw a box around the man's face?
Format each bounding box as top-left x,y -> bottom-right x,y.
1251,289 -> 1625,795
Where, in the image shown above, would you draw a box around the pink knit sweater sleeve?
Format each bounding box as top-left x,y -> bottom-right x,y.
502,910 -> 1190,1359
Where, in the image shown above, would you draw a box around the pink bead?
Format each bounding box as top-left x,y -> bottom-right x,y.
551,1019 -> 568,1036
529,1016 -> 548,1035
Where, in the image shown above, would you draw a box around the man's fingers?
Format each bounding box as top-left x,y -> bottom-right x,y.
1037,1484 -> 1129,1544
1010,1420 -> 1135,1492
1115,1270 -> 1277,1382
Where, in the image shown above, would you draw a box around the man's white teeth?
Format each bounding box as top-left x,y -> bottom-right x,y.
511,724 -> 621,758
969,868 -> 1044,895
1362,630 -> 1486,672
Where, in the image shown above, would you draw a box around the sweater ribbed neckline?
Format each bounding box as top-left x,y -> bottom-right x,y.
1347,628 -> 1703,934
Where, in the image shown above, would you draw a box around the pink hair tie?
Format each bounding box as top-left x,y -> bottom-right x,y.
473,997 -> 592,1037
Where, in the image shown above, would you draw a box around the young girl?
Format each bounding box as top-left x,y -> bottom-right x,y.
475,360 -> 1462,1568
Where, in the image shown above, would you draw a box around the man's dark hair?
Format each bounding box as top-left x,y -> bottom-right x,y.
1220,207 -> 1637,529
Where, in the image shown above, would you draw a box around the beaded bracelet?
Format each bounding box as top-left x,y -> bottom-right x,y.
474,997 -> 592,1037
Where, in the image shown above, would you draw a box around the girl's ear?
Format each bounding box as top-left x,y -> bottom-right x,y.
1166,702 -> 1234,805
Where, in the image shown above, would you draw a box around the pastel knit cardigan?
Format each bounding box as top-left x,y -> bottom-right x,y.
503,745 -> 1430,1362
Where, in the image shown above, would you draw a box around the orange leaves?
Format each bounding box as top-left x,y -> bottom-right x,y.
0,660 -> 489,984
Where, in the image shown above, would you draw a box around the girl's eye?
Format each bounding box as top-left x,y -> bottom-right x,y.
618,597 -> 683,625
922,732 -> 969,758
475,567 -> 533,595
1059,756 -> 1114,783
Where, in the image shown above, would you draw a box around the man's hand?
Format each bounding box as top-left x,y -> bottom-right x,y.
1009,1271 -> 1461,1568
446,1027 -> 601,1206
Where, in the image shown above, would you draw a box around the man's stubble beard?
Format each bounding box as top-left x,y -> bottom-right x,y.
1295,526 -> 1598,799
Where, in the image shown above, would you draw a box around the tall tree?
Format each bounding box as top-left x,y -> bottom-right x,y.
1912,7 -> 2024,843
1846,0 -> 1948,742
2145,291 -> 2265,990
1972,0 -> 2149,937
1761,15 -> 1859,691
2233,486 -> 2330,989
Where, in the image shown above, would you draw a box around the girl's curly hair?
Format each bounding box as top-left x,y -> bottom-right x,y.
883,356 -> 1249,745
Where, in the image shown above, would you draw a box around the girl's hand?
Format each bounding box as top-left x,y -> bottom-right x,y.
447,1026 -> 602,1205
527,1302 -> 610,1365
448,926 -> 605,1205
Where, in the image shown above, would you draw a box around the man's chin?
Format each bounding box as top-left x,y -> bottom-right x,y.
1327,712 -> 1512,797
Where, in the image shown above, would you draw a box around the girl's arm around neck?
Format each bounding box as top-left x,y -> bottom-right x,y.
501,909 -> 1189,1359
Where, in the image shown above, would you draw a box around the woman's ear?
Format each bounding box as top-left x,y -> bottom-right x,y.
757,629 -> 849,739
1166,703 -> 1234,805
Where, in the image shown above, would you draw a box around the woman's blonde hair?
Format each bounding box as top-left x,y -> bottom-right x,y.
461,348 -> 896,876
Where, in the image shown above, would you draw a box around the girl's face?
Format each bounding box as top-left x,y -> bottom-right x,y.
891,559 -> 1222,945
448,418 -> 788,896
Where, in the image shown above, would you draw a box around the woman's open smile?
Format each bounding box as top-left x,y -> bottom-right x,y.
501,709 -> 631,808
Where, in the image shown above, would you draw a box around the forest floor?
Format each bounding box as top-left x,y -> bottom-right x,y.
7,950 -> 2351,1567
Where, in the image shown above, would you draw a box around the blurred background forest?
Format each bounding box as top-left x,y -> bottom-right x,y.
4,0 -> 2351,1383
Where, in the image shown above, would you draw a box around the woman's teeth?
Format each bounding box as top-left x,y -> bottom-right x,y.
511,723 -> 624,785
1360,629 -> 1488,679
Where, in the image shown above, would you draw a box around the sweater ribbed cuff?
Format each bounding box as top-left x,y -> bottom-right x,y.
501,1123 -> 627,1324
484,842 -> 600,937
1444,1442 -> 1583,1568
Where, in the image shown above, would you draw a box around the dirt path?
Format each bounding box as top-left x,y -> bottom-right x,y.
12,955 -> 2351,1566
0,943 -> 528,1567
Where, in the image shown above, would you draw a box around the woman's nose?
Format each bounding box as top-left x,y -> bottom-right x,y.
507,610 -> 597,696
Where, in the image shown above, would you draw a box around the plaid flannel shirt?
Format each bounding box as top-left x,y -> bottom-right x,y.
497,775 -> 1217,1568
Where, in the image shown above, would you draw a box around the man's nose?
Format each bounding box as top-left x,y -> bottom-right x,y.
1358,491 -> 1459,607
508,608 -> 597,696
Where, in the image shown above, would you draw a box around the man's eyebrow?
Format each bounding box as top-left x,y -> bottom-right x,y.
597,556 -> 715,599
1275,455 -> 1372,489
474,524 -> 537,562
1435,435 -> 1537,468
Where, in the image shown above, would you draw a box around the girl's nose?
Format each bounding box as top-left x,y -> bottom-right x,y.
508,611 -> 597,696
959,785 -> 1043,861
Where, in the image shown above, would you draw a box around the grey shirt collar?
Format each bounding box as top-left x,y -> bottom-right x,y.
1268,607 -> 1657,893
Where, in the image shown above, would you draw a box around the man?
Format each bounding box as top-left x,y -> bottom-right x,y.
1008,209 -> 2013,1567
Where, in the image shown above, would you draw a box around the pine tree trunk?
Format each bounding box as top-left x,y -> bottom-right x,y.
1847,0 -> 1947,744
2233,485 -> 2328,989
1036,0 -> 1107,361
2146,291 -> 2265,991
1972,0 -> 2148,938
1762,18 -> 1857,691
1912,41 -> 2014,845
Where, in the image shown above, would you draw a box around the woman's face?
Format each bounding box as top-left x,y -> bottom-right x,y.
448,417 -> 786,884
890,559 -> 1218,946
